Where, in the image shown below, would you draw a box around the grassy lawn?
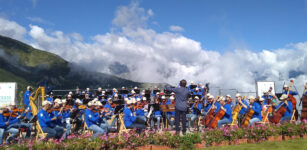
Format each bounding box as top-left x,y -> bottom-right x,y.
202,138 -> 307,150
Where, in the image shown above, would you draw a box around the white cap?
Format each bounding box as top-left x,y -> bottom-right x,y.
134,87 -> 138,89
75,99 -> 82,104
62,99 -> 67,104
195,96 -> 199,100
113,88 -> 116,91
156,92 -> 160,95
114,94 -> 118,97
191,81 -> 194,84
86,88 -> 90,91
209,95 -> 214,99
248,96 -> 255,100
124,97 -> 129,101
170,96 -> 175,100
142,97 -> 147,101
93,98 -> 99,102
142,92 -> 145,95
42,101 -> 51,106
54,98 -> 62,104
122,86 -> 125,89
171,92 -> 175,95
280,94 -> 288,100
131,90 -> 136,94
102,91 -> 106,94
206,93 -> 211,97
216,96 -> 224,101
68,91 -> 73,95
284,85 -> 288,88
161,96 -> 166,99
195,87 -> 199,90
226,94 -> 231,98
96,101 -> 102,106
236,93 -> 241,97
107,98 -> 112,101
88,101 -> 94,107
136,98 -> 141,102
259,98 -> 265,102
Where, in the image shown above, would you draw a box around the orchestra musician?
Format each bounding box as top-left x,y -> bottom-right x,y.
38,101 -> 64,140
274,94 -> 293,123
83,94 -> 91,105
283,85 -> 298,96
150,97 -> 162,130
7,104 -> 32,138
135,98 -> 146,122
24,86 -> 33,121
46,92 -> 54,104
60,99 -> 73,138
0,106 -> 20,145
66,94 -> 74,106
85,88 -> 92,98
166,96 -> 175,128
262,91 -> 273,105
248,96 -> 263,126
123,100 -> 146,132
187,96 -> 202,129
85,101 -> 108,140
236,93 -> 249,126
217,97 -> 232,128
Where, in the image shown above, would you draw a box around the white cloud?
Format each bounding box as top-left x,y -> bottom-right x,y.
169,25 -> 184,32
1,2 -> 307,95
0,17 -> 26,41
26,17 -> 53,25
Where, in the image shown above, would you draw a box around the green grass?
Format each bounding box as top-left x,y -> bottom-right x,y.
202,138 -> 307,150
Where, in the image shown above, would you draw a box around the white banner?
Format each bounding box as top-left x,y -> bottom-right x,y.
256,81 -> 275,97
0,82 -> 16,107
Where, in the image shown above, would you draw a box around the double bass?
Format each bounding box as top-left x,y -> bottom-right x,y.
270,82 -> 294,124
300,83 -> 307,120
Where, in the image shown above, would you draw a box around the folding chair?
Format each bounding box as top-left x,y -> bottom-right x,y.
35,121 -> 47,141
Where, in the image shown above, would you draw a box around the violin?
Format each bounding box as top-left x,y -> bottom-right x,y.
111,103 -> 118,108
12,108 -> 25,113
2,112 -> 18,118
78,105 -> 87,110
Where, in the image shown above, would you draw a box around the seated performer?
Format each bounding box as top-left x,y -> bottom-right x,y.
7,104 -> 32,138
262,91 -> 273,105
0,107 -> 20,145
104,98 -> 117,127
38,101 -> 64,140
135,98 -> 146,122
166,96 -> 175,128
248,96 -> 263,126
217,97 -> 232,128
236,93 -> 249,126
123,100 -> 146,132
275,94 -> 293,123
85,101 -> 108,139
187,96 -> 202,129
150,97 -> 162,130
60,99 -> 72,139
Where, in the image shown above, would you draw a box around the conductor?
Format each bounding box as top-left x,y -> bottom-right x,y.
165,79 -> 189,135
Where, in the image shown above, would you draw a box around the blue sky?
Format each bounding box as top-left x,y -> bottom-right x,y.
0,0 -> 307,52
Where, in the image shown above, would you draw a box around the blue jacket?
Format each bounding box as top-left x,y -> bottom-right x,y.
214,102 -> 221,114
136,108 -> 144,116
85,109 -> 100,127
221,104 -> 232,122
9,111 -> 26,123
261,95 -> 273,105
251,102 -> 262,120
305,91 -> 307,95
24,91 -> 31,107
0,114 -> 19,129
283,90 -> 298,96
123,107 -> 136,127
165,85 -> 190,111
192,103 -> 203,115
38,109 -> 54,130
204,102 -> 212,112
239,100 -> 249,115
283,101 -> 293,117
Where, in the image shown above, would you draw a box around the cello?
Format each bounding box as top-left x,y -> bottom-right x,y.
241,107 -> 255,127
207,106 -> 225,129
204,98 -> 217,127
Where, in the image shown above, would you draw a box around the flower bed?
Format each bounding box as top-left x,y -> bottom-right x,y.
3,120 -> 307,150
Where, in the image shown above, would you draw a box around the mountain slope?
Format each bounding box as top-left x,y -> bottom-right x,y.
0,35 -> 141,105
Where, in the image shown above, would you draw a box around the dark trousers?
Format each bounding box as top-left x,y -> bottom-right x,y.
175,109 -> 186,133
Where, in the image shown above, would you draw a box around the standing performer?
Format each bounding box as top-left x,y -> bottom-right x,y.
165,79 -> 190,135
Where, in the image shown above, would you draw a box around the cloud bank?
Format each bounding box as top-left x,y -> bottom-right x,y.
0,1 -> 307,94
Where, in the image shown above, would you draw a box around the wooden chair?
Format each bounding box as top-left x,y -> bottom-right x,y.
82,115 -> 93,134
257,110 -> 270,125
35,121 -> 47,141
118,113 -> 131,135
290,109 -> 296,123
